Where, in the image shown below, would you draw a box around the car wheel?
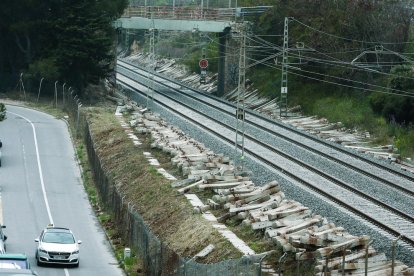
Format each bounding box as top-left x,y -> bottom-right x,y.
35,253 -> 42,267
73,262 -> 79,268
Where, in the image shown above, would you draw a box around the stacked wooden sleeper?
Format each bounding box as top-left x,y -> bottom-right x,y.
123,105 -> 413,275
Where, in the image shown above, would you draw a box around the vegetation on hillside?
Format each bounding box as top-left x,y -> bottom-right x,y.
134,1 -> 414,159
240,1 -> 414,159
0,0 -> 128,95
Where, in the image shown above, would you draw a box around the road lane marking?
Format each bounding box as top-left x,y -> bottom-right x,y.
10,111 -> 69,275
10,112 -> 54,225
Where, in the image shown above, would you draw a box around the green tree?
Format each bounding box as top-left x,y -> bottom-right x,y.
370,66 -> 414,124
0,0 -> 128,94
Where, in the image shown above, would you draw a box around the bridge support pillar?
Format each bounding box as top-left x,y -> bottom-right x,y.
217,28 -> 239,97
217,31 -> 228,97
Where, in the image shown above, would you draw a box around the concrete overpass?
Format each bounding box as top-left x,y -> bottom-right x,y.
114,6 -> 271,95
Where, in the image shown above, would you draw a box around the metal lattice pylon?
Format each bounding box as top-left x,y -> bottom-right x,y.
234,22 -> 247,171
280,17 -> 289,118
146,13 -> 156,109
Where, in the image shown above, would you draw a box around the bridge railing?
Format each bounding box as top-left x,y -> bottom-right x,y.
122,6 -> 237,21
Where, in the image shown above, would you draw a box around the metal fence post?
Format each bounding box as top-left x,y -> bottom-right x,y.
54,81 -> 58,107
76,102 -> 82,138
62,83 -> 66,108
364,240 -> 372,276
324,251 -> 333,276
277,253 -> 287,276
342,249 -> 351,276
391,235 -> 402,276
296,250 -> 305,276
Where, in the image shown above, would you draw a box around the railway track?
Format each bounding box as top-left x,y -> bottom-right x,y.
116,59 -> 414,251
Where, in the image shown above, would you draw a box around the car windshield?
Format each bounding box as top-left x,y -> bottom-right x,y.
0,259 -> 28,269
43,232 -> 75,244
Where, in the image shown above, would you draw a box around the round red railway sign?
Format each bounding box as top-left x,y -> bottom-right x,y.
199,59 -> 208,69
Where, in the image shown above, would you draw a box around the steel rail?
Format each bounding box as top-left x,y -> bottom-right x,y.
117,60 -> 414,197
117,73 -> 414,248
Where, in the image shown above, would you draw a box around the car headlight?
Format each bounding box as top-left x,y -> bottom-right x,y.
72,250 -> 79,254
39,248 -> 47,253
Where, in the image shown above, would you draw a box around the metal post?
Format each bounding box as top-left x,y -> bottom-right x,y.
62,83 -> 66,107
68,87 -> 72,107
342,249 -> 351,276
296,250 -> 305,276
364,240 -> 372,276
235,0 -> 238,21
37,77 -> 44,102
391,235 -> 402,276
54,81 -> 58,108
76,103 -> 82,138
324,253 -> 330,276
146,13 -> 156,110
277,252 -> 287,276
234,22 -> 247,172
280,17 -> 289,118
19,73 -> 26,101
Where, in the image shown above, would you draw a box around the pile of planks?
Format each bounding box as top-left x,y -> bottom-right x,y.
126,53 -> 217,93
195,175 -> 414,276
120,104 -> 413,275
125,52 -> 414,173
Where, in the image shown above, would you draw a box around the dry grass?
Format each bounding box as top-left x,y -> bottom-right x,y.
86,107 -> 242,263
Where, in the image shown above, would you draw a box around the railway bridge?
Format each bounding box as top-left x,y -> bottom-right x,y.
114,5 -> 271,95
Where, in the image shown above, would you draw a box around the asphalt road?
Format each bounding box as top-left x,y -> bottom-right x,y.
0,105 -> 124,276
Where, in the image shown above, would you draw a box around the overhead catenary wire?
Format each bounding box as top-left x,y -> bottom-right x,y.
291,18 -> 414,45
286,51 -> 414,81
246,56 -> 414,98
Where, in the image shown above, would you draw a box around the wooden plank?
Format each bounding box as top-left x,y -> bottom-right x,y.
274,217 -> 322,236
316,235 -> 370,258
314,247 -> 376,265
171,178 -> 196,188
198,182 -> 245,190
230,196 -> 281,214
267,206 -> 309,221
177,179 -> 204,194
273,214 -> 314,228
313,227 -> 346,238
193,244 -> 215,259
234,187 -> 279,205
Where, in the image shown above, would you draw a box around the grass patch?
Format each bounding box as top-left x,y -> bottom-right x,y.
86,107 -> 244,263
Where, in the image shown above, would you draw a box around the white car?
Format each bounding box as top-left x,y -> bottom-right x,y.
34,225 -> 81,267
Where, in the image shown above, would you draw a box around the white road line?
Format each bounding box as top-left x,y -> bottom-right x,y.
10,111 -> 70,275
10,111 -> 54,224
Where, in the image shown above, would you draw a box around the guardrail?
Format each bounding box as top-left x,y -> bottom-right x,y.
122,6 -> 272,21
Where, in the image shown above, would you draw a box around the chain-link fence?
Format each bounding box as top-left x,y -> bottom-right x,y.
84,122 -> 261,275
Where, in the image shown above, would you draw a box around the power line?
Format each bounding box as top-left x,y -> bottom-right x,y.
246,56 -> 414,98
292,18 -> 414,45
